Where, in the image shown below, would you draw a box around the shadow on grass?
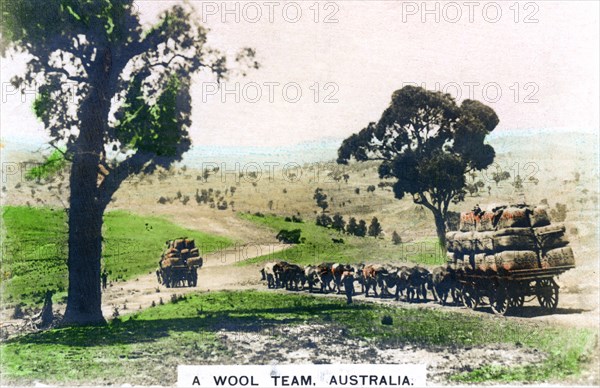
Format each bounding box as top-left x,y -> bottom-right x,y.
9,303 -> 371,348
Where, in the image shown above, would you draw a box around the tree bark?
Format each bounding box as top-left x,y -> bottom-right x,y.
62,151 -> 105,324
433,210 -> 447,249
63,53 -> 110,325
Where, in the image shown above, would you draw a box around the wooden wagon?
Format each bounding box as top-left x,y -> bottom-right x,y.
455,265 -> 575,315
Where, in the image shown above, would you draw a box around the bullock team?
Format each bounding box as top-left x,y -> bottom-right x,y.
260,261 -> 460,305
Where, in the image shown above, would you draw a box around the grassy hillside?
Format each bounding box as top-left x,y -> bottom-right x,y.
1,206 -> 234,307
1,290 -> 595,385
238,212 -> 448,266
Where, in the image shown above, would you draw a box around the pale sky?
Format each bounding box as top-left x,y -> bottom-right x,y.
1,1 -> 598,148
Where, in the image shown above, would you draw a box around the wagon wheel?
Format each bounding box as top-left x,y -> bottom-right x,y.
489,283 -> 509,316
461,284 -> 479,310
536,278 -> 559,312
507,282 -> 526,310
508,294 -> 525,308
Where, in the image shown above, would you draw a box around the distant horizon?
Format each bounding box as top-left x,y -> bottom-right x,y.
3,127 -> 598,167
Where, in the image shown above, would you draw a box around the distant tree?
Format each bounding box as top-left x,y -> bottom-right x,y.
332,213 -> 346,232
355,220 -> 367,237
367,185 -> 376,194
313,188 -> 329,213
466,180 -> 485,196
391,230 -> 402,245
338,86 -> 499,245
347,217 -> 358,235
528,176 -> 539,185
267,200 -> 274,210
354,188 -> 360,195
202,169 -> 212,182
343,174 -> 350,184
378,181 -> 393,190
491,171 -> 511,187
512,174 -> 524,190
276,229 -> 302,244
316,214 -> 333,228
368,217 -> 382,237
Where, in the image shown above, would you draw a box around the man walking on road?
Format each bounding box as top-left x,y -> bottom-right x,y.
342,272 -> 355,304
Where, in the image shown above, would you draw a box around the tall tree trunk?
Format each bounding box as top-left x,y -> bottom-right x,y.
63,152 -> 105,324
433,210 -> 447,249
63,60 -> 109,325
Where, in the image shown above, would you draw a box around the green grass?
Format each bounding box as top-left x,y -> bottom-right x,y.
0,290 -> 595,385
1,206 -> 234,307
238,212 -> 444,266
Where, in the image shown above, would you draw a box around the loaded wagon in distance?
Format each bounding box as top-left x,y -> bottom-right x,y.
446,204 -> 575,316
157,238 -> 203,288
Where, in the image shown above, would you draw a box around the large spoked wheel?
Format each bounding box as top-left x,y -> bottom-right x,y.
461,284 -> 479,310
490,283 -> 509,316
536,278 -> 559,312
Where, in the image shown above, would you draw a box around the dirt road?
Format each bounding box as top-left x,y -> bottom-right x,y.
100,243 -> 289,318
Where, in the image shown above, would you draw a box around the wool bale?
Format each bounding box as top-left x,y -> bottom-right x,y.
534,224 -> 569,250
185,239 -> 196,249
173,239 -> 185,250
476,211 -> 495,232
473,253 -> 487,271
494,227 -> 535,238
494,250 -> 539,271
180,248 -> 191,259
190,248 -> 200,257
495,207 -> 531,229
164,247 -> 178,256
529,206 -> 551,227
484,254 -> 497,272
455,231 -> 474,254
472,231 -> 495,253
459,212 -> 477,232
445,231 -> 459,252
161,257 -> 182,268
493,234 -> 537,252
187,256 -> 203,268
165,252 -> 179,259
543,246 -> 575,268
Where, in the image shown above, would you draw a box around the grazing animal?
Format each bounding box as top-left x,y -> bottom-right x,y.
272,261 -> 289,288
261,262 -> 278,288
317,263 -> 334,293
350,263 -> 365,294
280,263 -> 304,291
430,266 -> 458,305
302,265 -> 320,292
380,266 -> 411,300
407,266 -> 430,302
331,263 -> 351,294
362,264 -> 388,297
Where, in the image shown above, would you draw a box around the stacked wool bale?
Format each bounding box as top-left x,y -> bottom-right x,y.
160,238 -> 203,268
445,205 -> 575,273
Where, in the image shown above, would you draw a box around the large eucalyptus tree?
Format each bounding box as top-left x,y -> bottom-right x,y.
1,0 -> 258,324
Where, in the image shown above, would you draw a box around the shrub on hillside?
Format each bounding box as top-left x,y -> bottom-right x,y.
276,229 -> 303,244
316,214 -> 333,228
